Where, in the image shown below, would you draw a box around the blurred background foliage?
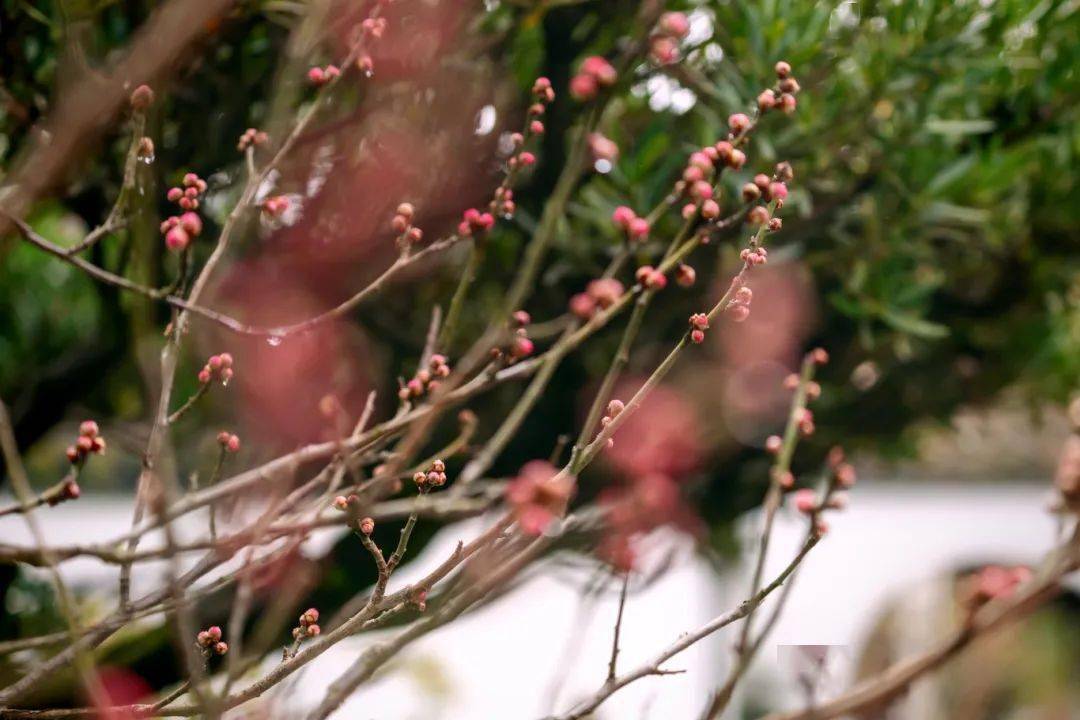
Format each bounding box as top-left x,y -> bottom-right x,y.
0,0 -> 1078,703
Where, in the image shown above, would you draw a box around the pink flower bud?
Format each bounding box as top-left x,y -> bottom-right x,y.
517,151 -> 536,166
701,199 -> 720,219
581,56 -> 617,85
688,151 -> 713,171
165,227 -> 190,252
767,182 -> 788,201
728,303 -> 750,322
167,187 -> 183,202
793,489 -> 817,514
779,93 -> 797,114
214,642 -> 228,656
569,73 -> 598,101
570,293 -> 597,319
728,149 -> 747,169
611,205 -> 636,229
658,11 -> 690,38
728,113 -> 752,134
690,329 -> 705,344
129,84 -> 155,110
650,36 -> 679,65
628,217 -> 650,240
179,212 -> 202,236
79,420 -> 100,438
691,180 -> 713,201
511,336 -> 534,359
530,120 -> 545,134
765,435 -> 782,454
775,61 -> 792,78
757,89 -> 776,111
307,67 -> 325,85
359,517 -> 375,535
748,206 -> 770,225
333,496 -> 349,511
675,264 -> 696,287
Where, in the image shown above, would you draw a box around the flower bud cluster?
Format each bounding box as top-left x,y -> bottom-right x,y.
237,127 -> 269,152
569,278 -> 625,320
492,310 -> 535,364
292,607 -> 321,641
413,458 -> 447,491
196,626 -> 228,657
391,202 -> 423,248
307,64 -> 341,86
216,431 -> 241,453
457,208 -> 495,238
725,282 -> 753,322
635,264 -> 667,290
198,353 -> 234,385
757,61 -> 801,115
161,173 -> 208,252
650,12 -> 690,65
65,420 -> 106,466
688,313 -> 709,344
398,354 -> 451,401
611,206 -> 650,241
570,56 -> 617,101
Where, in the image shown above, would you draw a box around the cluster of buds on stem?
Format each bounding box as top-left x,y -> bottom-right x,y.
635,264 -> 668,290
827,446 -> 857,488
457,208 -> 495,238
569,278 -> 624,320
216,431 -> 241,453
599,399 -> 624,448
237,127 -> 269,152
570,56 -> 617,101
521,78 -> 555,140
677,149 -> 719,216
391,203 -> 423,249
161,173 -> 207,251
306,64 -> 340,86
493,187 -> 516,218
492,310 -> 535,363
688,313 -> 709,344
725,282 -> 753,322
757,61 -> 801,115
398,354 -> 451,401
198,353 -> 234,385
413,458 -> 447,490
650,11 -> 690,65
611,206 -> 650,242
292,607 -> 321,641
196,626 -> 228,657
65,420 -> 105,467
